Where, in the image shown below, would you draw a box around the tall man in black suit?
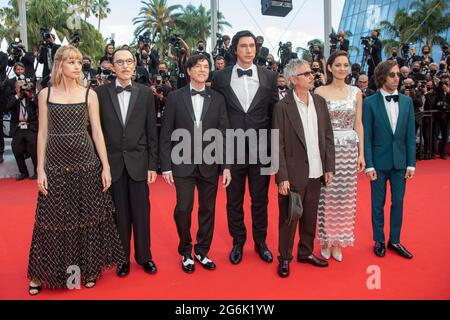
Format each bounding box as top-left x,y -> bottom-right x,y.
95,48 -> 158,277
212,30 -> 279,265
160,55 -> 232,273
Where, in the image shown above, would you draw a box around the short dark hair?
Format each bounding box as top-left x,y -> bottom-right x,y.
222,35 -> 230,41
375,60 -> 398,89
215,55 -> 225,62
14,62 -> 25,71
197,40 -> 205,45
185,54 -> 212,71
231,30 -> 257,55
111,48 -> 135,64
83,56 -> 92,63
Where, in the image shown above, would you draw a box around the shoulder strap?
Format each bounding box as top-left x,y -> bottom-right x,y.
46,84 -> 51,104
85,87 -> 90,105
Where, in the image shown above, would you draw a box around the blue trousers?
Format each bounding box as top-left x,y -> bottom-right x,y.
371,168 -> 407,244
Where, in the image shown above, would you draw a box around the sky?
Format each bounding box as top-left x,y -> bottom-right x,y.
0,0 -> 345,54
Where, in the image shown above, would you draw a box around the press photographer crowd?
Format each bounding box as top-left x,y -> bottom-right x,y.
0,28 -> 449,180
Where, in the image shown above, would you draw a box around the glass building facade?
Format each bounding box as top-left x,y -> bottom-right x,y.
338,0 -> 450,66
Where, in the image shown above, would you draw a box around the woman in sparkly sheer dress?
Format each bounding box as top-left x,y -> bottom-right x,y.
315,51 -> 365,262
27,46 -> 125,295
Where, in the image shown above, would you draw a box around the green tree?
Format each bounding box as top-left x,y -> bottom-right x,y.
93,0 -> 110,32
379,8 -> 414,55
408,0 -> 450,49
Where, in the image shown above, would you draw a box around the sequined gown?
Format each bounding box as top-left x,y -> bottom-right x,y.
27,87 -> 125,288
317,86 -> 359,248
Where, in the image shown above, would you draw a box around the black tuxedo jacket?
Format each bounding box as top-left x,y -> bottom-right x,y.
95,81 -> 158,182
5,95 -> 38,135
0,52 -> 7,82
159,85 -> 230,178
211,65 -> 278,131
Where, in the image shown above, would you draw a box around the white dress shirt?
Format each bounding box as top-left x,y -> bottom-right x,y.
116,79 -> 132,124
293,91 -> 323,179
366,89 -> 415,173
231,64 -> 259,112
190,84 -> 205,127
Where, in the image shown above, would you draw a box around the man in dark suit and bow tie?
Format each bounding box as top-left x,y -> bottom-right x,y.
212,30 -> 279,265
95,48 -> 158,276
363,60 -> 416,259
160,55 -> 231,273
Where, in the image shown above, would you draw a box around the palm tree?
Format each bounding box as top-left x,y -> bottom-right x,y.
79,0 -> 95,23
94,0 -> 111,32
175,4 -> 232,49
379,8 -> 414,56
408,0 -> 450,49
132,0 -> 182,57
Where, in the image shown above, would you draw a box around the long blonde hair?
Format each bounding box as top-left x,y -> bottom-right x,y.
50,45 -> 83,87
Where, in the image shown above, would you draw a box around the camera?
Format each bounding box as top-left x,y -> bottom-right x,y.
8,40 -> 25,58
17,75 -> 34,96
401,42 -> 412,58
361,36 -> 372,51
70,33 -> 81,47
329,33 -> 339,52
138,32 -> 151,46
40,27 -> 52,46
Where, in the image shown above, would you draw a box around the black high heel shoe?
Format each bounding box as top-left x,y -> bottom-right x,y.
29,284 -> 42,296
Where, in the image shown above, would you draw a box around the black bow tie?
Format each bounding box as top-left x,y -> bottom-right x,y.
237,69 -> 253,77
385,95 -> 399,103
116,85 -> 132,94
191,89 -> 208,97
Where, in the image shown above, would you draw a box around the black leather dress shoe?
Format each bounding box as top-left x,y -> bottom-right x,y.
229,245 -> 243,265
16,173 -> 29,181
374,242 -> 386,257
388,242 -> 413,259
143,260 -> 157,274
0,155 -> 4,164
278,260 -> 289,278
297,254 -> 328,267
116,262 -> 130,277
29,174 -> 37,180
255,243 -> 273,263
195,254 -> 216,270
182,255 -> 195,273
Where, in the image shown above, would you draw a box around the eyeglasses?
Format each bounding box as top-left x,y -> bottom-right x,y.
388,72 -> 402,78
295,71 -> 314,78
114,59 -> 135,66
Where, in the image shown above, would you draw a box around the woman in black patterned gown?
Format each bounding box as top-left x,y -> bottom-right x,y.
27,46 -> 125,295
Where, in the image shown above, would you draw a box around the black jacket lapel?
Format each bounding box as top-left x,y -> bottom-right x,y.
182,86 -> 196,124
107,82 -> 124,127
285,92 -> 307,150
200,88 -> 212,122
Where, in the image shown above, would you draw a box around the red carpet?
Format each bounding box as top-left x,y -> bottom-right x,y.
1,160 -> 449,300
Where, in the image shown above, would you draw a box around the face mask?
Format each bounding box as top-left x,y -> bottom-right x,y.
430,70 -> 437,76
439,64 -> 446,71
371,35 -> 377,40
413,68 -> 420,73
82,63 -> 91,71
392,52 -> 397,57
312,67 -> 320,73
198,45 -> 204,51
278,85 -> 286,90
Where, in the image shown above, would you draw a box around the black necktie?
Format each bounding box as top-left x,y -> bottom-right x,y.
191,89 -> 207,97
237,69 -> 253,77
385,95 -> 399,103
116,85 -> 132,94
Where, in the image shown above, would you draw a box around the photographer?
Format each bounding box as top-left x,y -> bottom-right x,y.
168,36 -> 190,89
150,71 -> 172,124
255,36 -> 269,66
214,34 -> 235,67
0,42 -> 7,83
433,74 -> 449,159
277,74 -> 289,100
387,47 -> 405,67
361,30 -> 382,79
99,42 -> 115,65
38,31 -> 60,88
4,76 -> 38,180
410,61 -> 427,82
331,31 -> 349,53
407,47 -> 422,67
442,45 -> 450,71
347,63 -> 361,85
278,42 -> 298,72
437,60 -> 448,77
357,74 -> 375,99
193,40 -> 212,62
96,59 -> 115,86
7,41 -> 36,80
81,56 -> 97,88
135,51 -> 152,85
311,60 -> 326,90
